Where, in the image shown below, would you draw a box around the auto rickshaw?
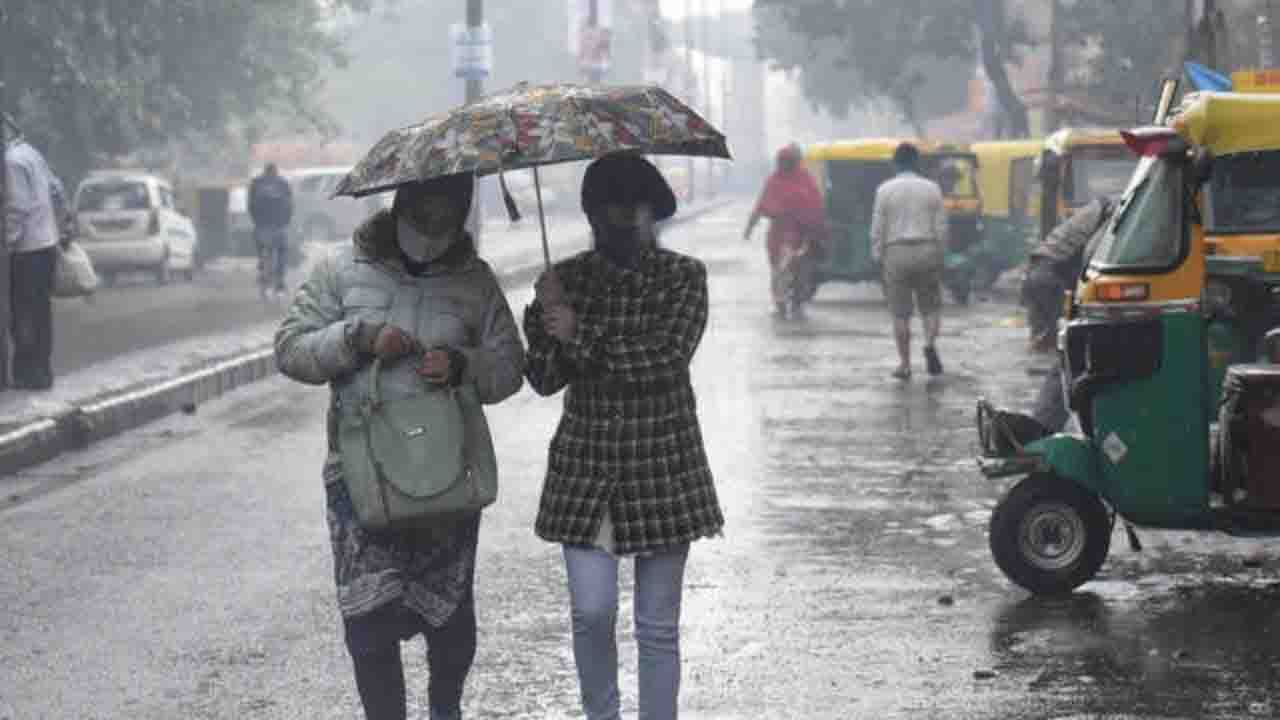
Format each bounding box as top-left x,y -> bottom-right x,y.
977,84 -> 1280,595
970,139 -> 1042,289
1035,127 -> 1138,243
804,139 -> 983,304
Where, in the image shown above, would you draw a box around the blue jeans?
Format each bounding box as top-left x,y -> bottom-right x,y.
563,544 -> 690,720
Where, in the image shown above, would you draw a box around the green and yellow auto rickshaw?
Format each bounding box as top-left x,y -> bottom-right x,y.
1035,127 -> 1139,242
977,87 -> 1280,595
804,139 -> 983,303
971,139 -> 1042,289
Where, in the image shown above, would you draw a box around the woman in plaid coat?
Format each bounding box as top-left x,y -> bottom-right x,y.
524,153 -> 723,719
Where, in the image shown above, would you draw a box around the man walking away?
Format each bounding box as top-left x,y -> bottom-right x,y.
248,163 -> 293,299
1022,196 -> 1117,352
871,142 -> 948,381
3,114 -> 61,390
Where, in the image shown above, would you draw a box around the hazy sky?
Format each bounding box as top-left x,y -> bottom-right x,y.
659,0 -> 752,19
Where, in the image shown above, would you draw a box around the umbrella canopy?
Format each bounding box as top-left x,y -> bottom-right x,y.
334,82 -> 731,198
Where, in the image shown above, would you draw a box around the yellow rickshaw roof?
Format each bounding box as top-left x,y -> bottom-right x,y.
970,139 -> 1043,162
1044,128 -> 1125,155
1171,92 -> 1280,155
802,138 -> 972,161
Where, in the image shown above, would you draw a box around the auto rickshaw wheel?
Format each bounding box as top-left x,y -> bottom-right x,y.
989,473 -> 1111,596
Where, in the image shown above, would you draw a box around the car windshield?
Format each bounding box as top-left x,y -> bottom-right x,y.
1090,156 -> 1184,271
1068,147 -> 1138,207
77,181 -> 151,212
1205,150 -> 1280,233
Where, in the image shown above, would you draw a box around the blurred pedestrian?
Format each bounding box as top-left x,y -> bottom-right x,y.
248,162 -> 293,299
871,142 -> 948,380
743,143 -> 829,319
524,152 -> 725,720
274,172 -> 524,720
1022,196 -> 1117,352
3,114 -> 61,390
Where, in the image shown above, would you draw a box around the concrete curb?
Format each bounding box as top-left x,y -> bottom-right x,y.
0,198 -> 734,478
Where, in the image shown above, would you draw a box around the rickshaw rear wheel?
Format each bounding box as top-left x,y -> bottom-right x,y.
989,473 -> 1111,596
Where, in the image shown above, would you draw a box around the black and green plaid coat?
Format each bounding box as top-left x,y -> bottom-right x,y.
524,247 -> 724,555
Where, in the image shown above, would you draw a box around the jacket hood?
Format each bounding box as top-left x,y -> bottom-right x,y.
353,209 -> 479,274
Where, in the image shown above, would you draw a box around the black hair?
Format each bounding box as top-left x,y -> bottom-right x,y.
893,142 -> 921,171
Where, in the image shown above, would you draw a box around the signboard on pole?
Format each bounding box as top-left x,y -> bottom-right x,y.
568,0 -> 613,77
451,22 -> 493,80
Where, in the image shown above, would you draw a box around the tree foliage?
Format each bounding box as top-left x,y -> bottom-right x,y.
1,0 -> 370,181
752,0 -> 1033,136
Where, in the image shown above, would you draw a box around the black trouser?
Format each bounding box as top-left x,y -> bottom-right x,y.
1031,362 -> 1070,433
11,246 -> 56,388
1022,258 -> 1068,342
344,593 -> 477,720
254,226 -> 288,292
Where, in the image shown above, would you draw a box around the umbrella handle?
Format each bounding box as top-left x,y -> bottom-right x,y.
534,165 -> 551,270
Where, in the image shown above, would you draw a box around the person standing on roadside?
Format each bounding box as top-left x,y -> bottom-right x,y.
3,113 -> 61,390
274,172 -> 524,720
1022,196 -> 1117,353
871,142 -> 948,381
249,162 -> 293,299
524,152 -> 725,720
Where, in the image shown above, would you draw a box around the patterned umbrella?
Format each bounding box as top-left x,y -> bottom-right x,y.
335,82 -> 731,266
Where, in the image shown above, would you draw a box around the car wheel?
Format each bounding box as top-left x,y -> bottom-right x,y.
989,473 -> 1112,596
155,247 -> 172,285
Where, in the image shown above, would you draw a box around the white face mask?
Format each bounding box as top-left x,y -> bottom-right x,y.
397,216 -> 456,263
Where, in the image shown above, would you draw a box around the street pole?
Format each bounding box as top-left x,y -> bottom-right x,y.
465,0 -> 483,246
719,0 -> 728,191
701,0 -> 712,197
684,0 -> 695,203
586,0 -> 602,84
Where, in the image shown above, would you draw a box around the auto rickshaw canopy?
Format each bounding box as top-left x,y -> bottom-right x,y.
1044,127 -> 1125,156
971,139 -> 1042,217
1171,92 -> 1280,156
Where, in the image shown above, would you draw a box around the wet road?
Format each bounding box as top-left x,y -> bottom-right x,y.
5,203 -> 1280,719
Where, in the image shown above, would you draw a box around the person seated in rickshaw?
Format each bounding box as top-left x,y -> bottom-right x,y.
743,144 -> 830,318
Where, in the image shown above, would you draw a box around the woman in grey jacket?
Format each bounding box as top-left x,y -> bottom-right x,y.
274,172 -> 524,720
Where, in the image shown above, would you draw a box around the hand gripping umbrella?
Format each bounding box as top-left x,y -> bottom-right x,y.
334,82 -> 731,268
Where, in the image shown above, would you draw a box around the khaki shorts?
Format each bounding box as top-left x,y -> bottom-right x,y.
883,242 -> 943,319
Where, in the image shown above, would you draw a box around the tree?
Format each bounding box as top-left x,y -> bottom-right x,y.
1,0 -> 371,182
751,0 -> 1032,136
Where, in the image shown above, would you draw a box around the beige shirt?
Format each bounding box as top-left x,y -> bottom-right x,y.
870,171 -> 948,262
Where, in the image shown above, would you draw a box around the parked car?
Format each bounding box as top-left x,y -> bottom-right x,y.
283,166 -> 384,243
73,170 -> 198,285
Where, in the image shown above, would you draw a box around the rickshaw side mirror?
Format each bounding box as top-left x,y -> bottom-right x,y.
1189,147 -> 1215,185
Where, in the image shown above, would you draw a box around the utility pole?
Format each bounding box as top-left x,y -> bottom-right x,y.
685,0 -> 695,203
465,0 -> 484,244
585,0 -> 602,84
701,0 -> 712,197
1046,0 -> 1062,134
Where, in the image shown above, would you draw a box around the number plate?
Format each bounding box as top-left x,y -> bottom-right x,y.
1264,249 -> 1280,273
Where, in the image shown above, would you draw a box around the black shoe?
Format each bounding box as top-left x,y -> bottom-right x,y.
924,345 -> 943,376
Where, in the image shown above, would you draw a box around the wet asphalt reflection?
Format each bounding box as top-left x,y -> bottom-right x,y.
5,204 -> 1280,719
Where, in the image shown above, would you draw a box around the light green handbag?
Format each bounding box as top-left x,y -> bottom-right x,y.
338,357 -> 497,530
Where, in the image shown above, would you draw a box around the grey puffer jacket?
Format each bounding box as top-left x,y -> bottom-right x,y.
274,209 -> 525,472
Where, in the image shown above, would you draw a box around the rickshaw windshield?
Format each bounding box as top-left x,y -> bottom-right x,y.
926,155 -> 979,198
1090,157 -> 1186,272
1010,156 -> 1038,219
1204,150 -> 1280,234
1067,146 -> 1138,207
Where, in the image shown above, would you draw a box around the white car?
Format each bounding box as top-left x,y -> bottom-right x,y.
284,166 -> 384,244
74,171 -> 198,285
